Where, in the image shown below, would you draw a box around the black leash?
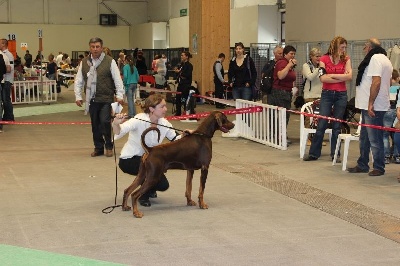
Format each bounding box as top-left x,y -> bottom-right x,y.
101,133 -> 122,214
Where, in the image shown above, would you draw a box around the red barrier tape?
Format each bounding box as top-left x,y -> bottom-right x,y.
287,108 -> 400,133
0,107 -> 262,125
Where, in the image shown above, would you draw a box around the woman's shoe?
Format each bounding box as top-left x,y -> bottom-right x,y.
303,155 -> 318,161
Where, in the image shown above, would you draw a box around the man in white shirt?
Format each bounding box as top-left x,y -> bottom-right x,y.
55,51 -> 63,67
74,37 -> 124,157
0,38 -> 14,122
348,38 -> 393,176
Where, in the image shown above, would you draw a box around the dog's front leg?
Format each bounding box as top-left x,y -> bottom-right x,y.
185,170 -> 196,206
198,167 -> 208,209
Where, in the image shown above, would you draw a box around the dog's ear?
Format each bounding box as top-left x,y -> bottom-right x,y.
215,113 -> 223,127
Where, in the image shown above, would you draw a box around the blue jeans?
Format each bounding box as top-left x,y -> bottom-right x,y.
393,133 -> 400,158
232,86 -> 252,101
309,90 -> 347,158
356,110 -> 385,173
383,108 -> 398,157
126,83 -> 137,118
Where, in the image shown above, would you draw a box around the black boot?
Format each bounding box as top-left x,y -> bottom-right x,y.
139,195 -> 151,207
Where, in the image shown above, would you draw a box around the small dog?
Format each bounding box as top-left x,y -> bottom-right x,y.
122,111 -> 235,218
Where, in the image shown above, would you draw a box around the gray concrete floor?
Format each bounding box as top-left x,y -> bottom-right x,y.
1,86 -> 400,265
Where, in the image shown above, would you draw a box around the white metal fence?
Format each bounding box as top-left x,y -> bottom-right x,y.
223,99 -> 287,150
12,80 -> 58,104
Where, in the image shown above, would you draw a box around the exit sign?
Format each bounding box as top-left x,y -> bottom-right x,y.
180,8 -> 187,17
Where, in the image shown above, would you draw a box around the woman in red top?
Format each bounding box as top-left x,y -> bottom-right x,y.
269,45 -> 297,127
304,36 -> 353,161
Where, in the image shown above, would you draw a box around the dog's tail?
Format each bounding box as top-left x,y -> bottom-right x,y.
141,127 -> 161,153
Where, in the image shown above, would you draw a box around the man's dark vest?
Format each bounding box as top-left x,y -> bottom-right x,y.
213,60 -> 224,84
81,55 -> 116,103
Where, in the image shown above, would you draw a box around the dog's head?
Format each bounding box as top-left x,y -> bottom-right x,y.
214,111 -> 235,133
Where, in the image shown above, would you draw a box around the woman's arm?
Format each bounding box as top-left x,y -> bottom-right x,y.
319,61 -> 345,83
302,63 -> 319,81
277,59 -> 296,80
329,59 -> 353,81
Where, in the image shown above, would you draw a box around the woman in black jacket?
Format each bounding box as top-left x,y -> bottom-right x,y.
228,42 -> 257,101
174,51 -> 193,116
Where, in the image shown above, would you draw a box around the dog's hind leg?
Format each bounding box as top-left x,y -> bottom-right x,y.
185,170 -> 196,206
132,174 -> 161,218
122,169 -> 146,211
198,167 -> 209,209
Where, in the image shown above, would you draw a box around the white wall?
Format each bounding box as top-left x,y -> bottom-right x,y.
0,24 -> 129,58
0,0 -> 148,26
230,6 -> 259,47
258,5 -> 280,43
169,16 -> 189,48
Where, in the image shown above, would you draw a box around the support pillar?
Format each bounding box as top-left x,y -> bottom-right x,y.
189,0 -> 230,96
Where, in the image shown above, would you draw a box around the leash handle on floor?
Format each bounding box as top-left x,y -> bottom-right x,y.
102,130 -> 122,214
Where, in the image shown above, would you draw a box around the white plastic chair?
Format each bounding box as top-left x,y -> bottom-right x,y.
299,101 -> 332,158
332,114 -> 362,171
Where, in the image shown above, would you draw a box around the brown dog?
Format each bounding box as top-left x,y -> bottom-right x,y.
122,111 -> 235,218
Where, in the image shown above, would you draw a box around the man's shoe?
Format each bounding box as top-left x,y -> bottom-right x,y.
395,156 -> 400,164
368,169 -> 384,176
303,155 -> 318,161
91,150 -> 104,157
347,166 -> 368,173
105,149 -> 113,157
385,156 -> 391,164
139,198 -> 151,207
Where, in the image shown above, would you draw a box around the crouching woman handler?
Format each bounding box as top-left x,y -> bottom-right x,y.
112,94 -> 191,207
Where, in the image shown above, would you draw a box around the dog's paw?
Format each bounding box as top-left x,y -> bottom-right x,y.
133,211 -> 144,218
187,200 -> 197,206
122,206 -> 131,211
199,202 -> 209,209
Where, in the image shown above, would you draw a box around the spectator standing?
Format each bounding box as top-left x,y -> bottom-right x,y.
46,54 -> 57,81
35,50 -> 43,64
304,36 -> 352,161
152,54 -> 160,73
55,51 -> 63,67
0,38 -> 15,122
174,51 -> 193,116
383,69 -> 400,164
261,45 -> 283,104
156,54 -> 167,77
123,55 -> 139,118
302,48 -> 323,102
136,50 -> 148,76
213,53 -> 226,109
302,48 -> 324,146
269,45 -> 297,127
117,52 -> 125,74
348,38 -> 393,176
24,50 -> 32,67
0,53 -> 7,132
74,37 -> 124,157
228,42 -> 257,101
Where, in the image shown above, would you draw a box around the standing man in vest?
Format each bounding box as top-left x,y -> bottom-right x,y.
74,37 -> 124,157
0,38 -> 15,122
213,53 -> 226,109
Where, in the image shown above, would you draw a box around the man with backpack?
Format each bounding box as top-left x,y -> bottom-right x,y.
260,46 -> 283,104
0,52 -> 9,133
